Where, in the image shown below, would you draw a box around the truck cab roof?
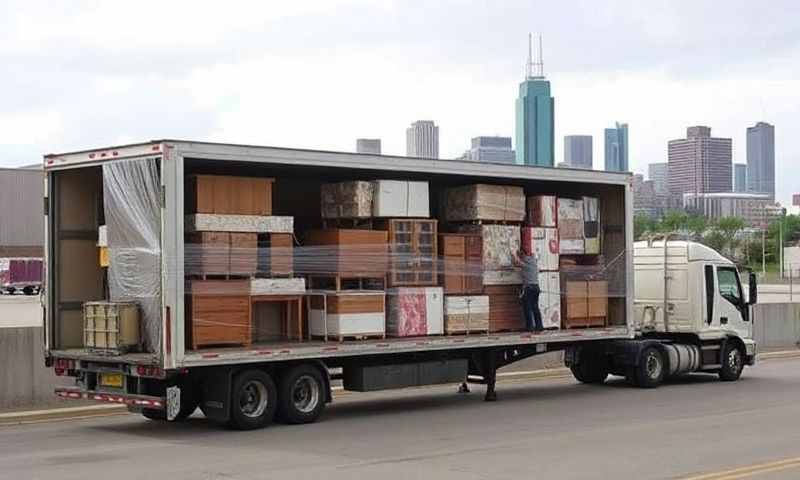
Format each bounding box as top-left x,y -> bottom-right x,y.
634,240 -> 733,266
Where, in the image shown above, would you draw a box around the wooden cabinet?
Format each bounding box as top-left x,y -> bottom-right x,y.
257,233 -> 293,277
186,280 -> 251,349
485,285 -> 524,332
562,280 -> 607,328
304,229 -> 388,278
187,175 -> 274,215
376,219 -> 438,287
439,233 -> 482,294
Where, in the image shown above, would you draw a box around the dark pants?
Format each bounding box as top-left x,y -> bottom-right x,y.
522,284 -> 543,331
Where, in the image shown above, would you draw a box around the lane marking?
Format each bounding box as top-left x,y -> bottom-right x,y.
680,456 -> 800,480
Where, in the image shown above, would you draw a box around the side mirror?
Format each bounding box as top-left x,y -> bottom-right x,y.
748,272 -> 758,305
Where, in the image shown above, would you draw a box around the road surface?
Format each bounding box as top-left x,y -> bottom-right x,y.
1,357 -> 799,480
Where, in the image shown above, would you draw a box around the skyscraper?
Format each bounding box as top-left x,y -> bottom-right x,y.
356,138 -> 381,154
406,121 -> 439,159
604,122 -> 629,172
648,162 -> 668,195
734,163 -> 748,193
746,121 -> 775,199
467,136 -> 515,163
563,135 -> 593,169
515,34 -> 554,166
667,126 -> 732,202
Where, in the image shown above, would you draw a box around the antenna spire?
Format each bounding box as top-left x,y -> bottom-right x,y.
526,33 -> 545,79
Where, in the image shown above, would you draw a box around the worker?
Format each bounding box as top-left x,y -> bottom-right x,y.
513,247 -> 543,332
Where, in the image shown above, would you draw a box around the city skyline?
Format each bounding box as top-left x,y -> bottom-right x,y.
0,2 -> 797,206
604,122 -> 629,172
564,135 -> 593,169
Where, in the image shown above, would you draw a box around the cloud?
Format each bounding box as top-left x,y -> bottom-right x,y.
0,0 -> 797,207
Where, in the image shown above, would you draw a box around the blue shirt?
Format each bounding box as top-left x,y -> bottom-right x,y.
521,255 -> 539,286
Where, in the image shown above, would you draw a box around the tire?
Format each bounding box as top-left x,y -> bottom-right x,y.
635,346 -> 665,388
141,408 -> 167,421
227,369 -> 277,430
22,286 -> 33,295
719,343 -> 744,382
570,349 -> 609,384
625,367 -> 639,387
277,364 -> 326,424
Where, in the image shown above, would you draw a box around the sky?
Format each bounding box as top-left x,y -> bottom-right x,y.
1,0 -> 798,206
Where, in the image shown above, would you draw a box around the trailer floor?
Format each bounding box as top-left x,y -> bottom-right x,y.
51,326 -> 630,367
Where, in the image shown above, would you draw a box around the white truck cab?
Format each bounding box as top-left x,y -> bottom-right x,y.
567,239 -> 757,389
634,240 -> 757,357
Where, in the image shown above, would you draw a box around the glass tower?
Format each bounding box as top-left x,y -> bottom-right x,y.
514,34 -> 554,167
604,122 -> 629,172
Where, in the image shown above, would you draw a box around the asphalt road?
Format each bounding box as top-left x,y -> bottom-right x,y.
2,358 -> 800,480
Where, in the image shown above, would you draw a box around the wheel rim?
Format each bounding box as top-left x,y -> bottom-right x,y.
645,352 -> 662,380
239,380 -> 268,418
292,375 -> 320,414
728,349 -> 742,373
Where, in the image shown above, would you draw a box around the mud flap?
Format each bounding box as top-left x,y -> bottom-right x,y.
166,386 -> 181,421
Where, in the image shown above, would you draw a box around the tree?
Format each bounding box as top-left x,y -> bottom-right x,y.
634,215 -> 657,240
704,216 -> 745,258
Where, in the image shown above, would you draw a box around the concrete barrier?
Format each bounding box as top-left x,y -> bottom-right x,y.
753,303 -> 800,350
1,299 -> 799,411
0,326 -> 72,410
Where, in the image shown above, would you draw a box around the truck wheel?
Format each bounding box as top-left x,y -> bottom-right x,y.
570,349 -> 609,384
228,369 -> 277,430
570,361 -> 609,384
277,364 -> 326,424
23,286 -> 34,295
719,344 -> 744,382
635,346 -> 665,388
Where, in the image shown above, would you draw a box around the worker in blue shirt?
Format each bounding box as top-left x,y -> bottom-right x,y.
513,246 -> 543,332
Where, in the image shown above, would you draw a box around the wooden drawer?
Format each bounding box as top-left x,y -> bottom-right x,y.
186,280 -> 251,349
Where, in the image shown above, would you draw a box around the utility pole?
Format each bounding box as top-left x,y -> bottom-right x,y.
762,227 -> 766,277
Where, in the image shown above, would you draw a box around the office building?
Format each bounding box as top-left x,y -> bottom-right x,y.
746,122 -> 775,199
668,126 -> 732,202
604,122 -> 629,172
734,163 -> 748,193
466,136 -> 515,163
515,34 -> 554,166
648,163 -> 668,195
406,121 -> 439,159
564,135 -> 593,169
633,174 -> 661,219
356,138 -> 381,154
683,192 -> 779,228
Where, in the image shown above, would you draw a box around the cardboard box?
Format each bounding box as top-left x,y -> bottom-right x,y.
583,196 -> 600,255
386,287 -> 444,337
320,181 -> 374,219
522,227 -> 559,272
557,198 -> 584,254
527,195 -> 557,227
309,291 -> 386,338
446,184 -> 525,222
443,295 -> 489,334
372,180 -> 430,217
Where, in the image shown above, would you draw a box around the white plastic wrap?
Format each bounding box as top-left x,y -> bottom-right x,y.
103,159 -> 162,355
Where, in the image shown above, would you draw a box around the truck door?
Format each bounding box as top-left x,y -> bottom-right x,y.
715,266 -> 751,339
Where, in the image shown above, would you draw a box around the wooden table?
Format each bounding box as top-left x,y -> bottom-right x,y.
251,294 -> 304,342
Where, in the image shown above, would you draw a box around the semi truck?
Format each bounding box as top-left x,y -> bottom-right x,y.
0,257 -> 43,295
43,140 -> 757,430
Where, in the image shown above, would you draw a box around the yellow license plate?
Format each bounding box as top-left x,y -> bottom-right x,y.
100,373 -> 124,388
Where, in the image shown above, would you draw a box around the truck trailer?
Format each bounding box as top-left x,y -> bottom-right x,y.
43,140 -> 757,430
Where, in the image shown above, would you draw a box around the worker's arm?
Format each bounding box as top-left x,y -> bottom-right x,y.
511,251 -> 522,267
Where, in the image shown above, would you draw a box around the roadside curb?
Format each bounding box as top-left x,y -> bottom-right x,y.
0,404 -> 127,426
3,350 -> 797,426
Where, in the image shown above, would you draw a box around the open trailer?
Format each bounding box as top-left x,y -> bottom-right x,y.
43,140 -> 755,430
